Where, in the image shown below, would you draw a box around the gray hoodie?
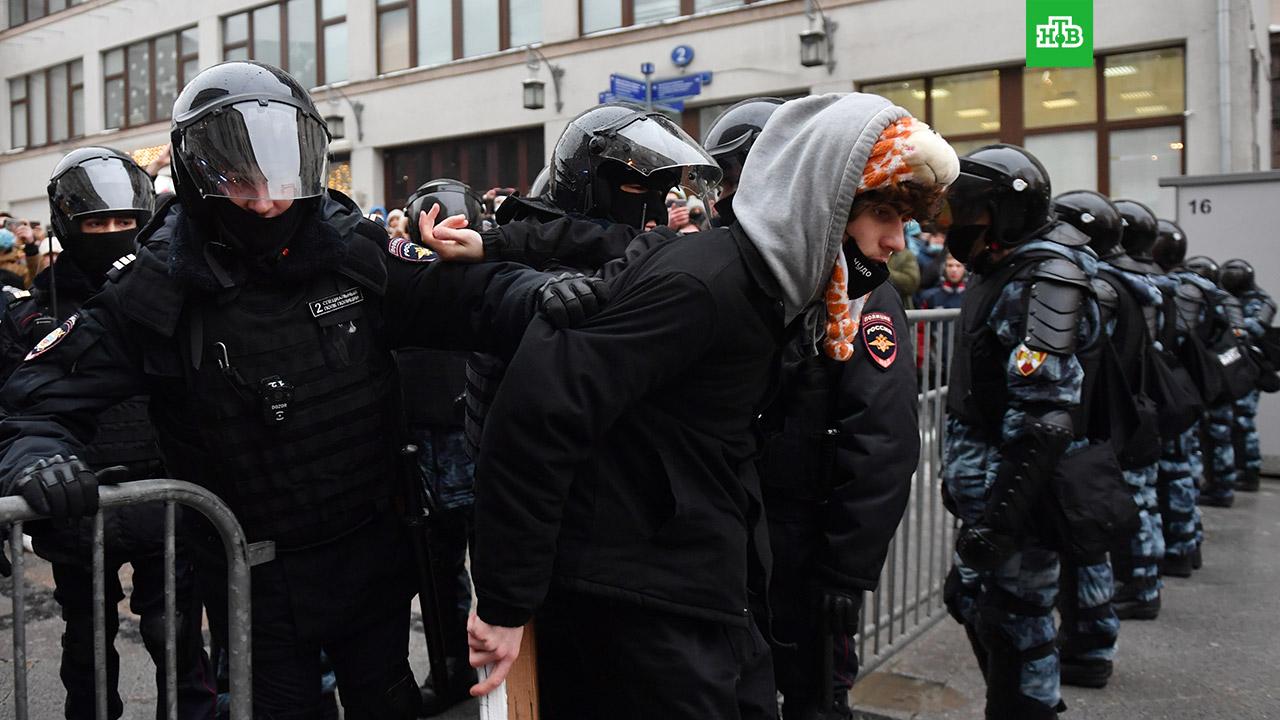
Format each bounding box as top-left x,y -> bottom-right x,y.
734,93 -> 909,325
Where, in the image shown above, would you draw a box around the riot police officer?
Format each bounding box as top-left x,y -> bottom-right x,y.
701,97 -> 785,227
942,145 -> 1115,718
0,61 -> 601,720
397,178 -> 485,716
1220,258 -> 1274,492
0,147 -> 215,720
1183,256 -> 1253,507
1104,198 -> 1167,619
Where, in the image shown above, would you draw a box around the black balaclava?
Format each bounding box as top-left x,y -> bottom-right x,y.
592,161 -> 678,229
60,227 -> 138,283
210,197 -> 308,263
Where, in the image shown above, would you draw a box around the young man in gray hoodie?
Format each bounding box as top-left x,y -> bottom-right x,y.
462,93 -> 958,718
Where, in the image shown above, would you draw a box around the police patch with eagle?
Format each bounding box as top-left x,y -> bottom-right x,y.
861,311 -> 897,369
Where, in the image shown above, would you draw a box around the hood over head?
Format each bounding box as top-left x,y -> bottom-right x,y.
734,93 -> 957,324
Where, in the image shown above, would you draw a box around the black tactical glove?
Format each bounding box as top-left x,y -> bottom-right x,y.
818,588 -> 863,636
11,455 -> 98,519
537,272 -> 611,329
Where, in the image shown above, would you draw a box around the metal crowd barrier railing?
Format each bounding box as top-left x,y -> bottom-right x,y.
0,479 -> 254,720
856,307 -> 959,677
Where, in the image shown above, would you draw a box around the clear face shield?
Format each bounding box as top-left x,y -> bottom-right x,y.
593,111 -> 723,196
179,100 -> 330,201
53,155 -> 155,221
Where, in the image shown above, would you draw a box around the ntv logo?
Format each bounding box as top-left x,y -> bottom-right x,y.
1035,16 -> 1085,49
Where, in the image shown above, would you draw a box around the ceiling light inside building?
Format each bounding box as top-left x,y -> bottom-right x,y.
1169,142 -> 1185,150
1041,98 -> 1079,109
1134,104 -> 1170,114
1120,90 -> 1155,101
980,121 -> 1000,130
955,108 -> 990,118
1104,65 -> 1138,77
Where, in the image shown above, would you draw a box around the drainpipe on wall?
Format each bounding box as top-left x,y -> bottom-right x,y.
1218,0 -> 1233,173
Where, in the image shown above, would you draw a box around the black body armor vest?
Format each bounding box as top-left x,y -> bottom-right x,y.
149,240 -> 400,549
948,249 -> 1098,440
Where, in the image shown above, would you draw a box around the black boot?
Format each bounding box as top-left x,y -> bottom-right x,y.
1059,657 -> 1112,688
1237,469 -> 1261,492
1113,593 -> 1160,620
1161,553 -> 1193,578
1197,491 -> 1233,508
1191,545 -> 1203,569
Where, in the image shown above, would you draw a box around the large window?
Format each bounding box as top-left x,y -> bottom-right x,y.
9,59 -> 83,150
223,0 -> 347,87
382,128 -> 544,210
103,28 -> 199,130
580,0 -> 746,34
6,0 -> 85,29
376,0 -> 540,74
861,46 -> 1186,209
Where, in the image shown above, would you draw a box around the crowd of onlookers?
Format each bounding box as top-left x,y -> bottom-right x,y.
0,211 -> 61,290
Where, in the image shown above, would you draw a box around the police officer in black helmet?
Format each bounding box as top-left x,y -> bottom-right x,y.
397,178 -> 485,716
0,61 -> 603,719
701,97 -> 784,227
0,147 -> 216,720
942,145 -> 1117,718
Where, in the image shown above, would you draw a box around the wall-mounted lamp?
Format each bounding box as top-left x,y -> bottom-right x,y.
801,0 -> 838,73
523,45 -> 565,112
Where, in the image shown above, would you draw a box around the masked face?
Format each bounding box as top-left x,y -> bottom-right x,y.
594,161 -> 677,229
61,215 -> 140,280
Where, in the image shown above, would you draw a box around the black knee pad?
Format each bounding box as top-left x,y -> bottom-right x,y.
342,670 -> 422,720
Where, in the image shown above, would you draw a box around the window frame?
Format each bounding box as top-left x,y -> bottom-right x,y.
375,0 -> 540,75
8,59 -> 82,150
857,44 -> 1188,195
102,27 -> 198,131
222,0 -> 346,87
6,0 -> 85,30
577,0 -> 753,36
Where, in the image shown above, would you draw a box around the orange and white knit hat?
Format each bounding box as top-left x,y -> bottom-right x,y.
823,116 -> 957,362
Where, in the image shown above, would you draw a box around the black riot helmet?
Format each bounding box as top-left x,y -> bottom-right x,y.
1220,259 -> 1256,295
1052,190 -> 1124,260
1153,219 -> 1187,271
701,97 -> 784,193
170,61 -> 330,208
1184,256 -> 1220,284
943,144 -> 1061,265
528,165 -> 550,198
404,179 -> 483,244
47,146 -> 155,279
548,103 -> 722,229
1112,199 -> 1158,262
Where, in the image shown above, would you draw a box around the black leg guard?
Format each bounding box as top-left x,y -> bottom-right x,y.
341,670 -> 422,720
978,629 -> 1062,720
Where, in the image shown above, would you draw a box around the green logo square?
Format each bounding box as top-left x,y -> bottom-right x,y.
1027,0 -> 1093,67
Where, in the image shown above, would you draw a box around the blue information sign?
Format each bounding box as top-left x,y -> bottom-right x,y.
655,100 -> 685,113
651,76 -> 702,102
609,74 -> 648,101
641,62 -> 655,75
671,45 -> 694,67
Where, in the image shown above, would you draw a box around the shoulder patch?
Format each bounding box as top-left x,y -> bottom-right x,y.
25,313 -> 78,361
387,237 -> 438,264
861,311 -> 898,369
1014,342 -> 1047,376
106,253 -> 137,282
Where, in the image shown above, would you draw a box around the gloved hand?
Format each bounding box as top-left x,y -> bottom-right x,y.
11,455 -> 98,519
818,588 -> 863,636
537,273 -> 611,329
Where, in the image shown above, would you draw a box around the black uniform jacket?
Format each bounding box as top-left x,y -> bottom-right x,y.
0,192 -> 548,492
761,282 -> 919,592
471,223 -> 787,629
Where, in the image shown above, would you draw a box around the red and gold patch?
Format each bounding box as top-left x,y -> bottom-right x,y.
25,314 -> 78,361
1015,343 -> 1047,376
861,311 -> 897,369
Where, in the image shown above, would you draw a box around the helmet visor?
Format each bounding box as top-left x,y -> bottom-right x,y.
595,113 -> 723,190
937,169 -> 997,229
53,156 -> 154,220
180,100 -> 329,201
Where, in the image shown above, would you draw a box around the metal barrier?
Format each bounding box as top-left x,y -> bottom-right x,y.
1,479 -> 254,720
856,307 -> 960,676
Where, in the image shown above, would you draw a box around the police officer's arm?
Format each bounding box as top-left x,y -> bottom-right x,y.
1242,296 -> 1269,339
470,272 -> 717,628
0,298 -> 147,494
479,216 -> 642,270
819,287 -> 919,591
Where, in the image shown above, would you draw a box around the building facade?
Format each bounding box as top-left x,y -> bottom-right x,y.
1,0 -> 1272,222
